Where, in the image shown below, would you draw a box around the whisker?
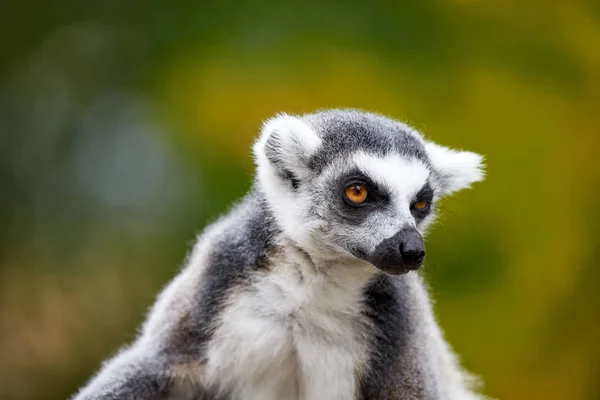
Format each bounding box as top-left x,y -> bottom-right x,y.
355,265 -> 375,284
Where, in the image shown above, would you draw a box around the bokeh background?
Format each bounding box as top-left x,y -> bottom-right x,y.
1,1 -> 600,399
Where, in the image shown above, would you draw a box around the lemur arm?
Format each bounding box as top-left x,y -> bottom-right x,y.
72,349 -> 172,400
73,345 -> 219,400
73,349 -> 170,400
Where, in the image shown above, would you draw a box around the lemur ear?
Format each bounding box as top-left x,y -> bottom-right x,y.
425,141 -> 485,195
253,114 -> 322,186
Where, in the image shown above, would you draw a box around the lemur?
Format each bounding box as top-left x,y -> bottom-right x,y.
73,109 -> 486,400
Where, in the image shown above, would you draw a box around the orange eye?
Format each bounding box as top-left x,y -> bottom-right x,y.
345,185 -> 368,204
414,201 -> 429,210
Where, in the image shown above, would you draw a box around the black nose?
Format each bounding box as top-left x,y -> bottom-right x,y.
399,230 -> 425,267
366,227 -> 425,275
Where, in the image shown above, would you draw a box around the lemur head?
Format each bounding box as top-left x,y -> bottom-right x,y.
253,109 -> 484,275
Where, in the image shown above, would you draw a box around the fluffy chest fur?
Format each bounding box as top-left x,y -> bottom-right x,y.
203,249 -> 373,400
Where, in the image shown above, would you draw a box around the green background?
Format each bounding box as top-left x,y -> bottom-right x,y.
1,1 -> 599,399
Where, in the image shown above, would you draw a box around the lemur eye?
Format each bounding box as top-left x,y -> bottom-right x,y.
414,201 -> 429,210
345,185 -> 368,204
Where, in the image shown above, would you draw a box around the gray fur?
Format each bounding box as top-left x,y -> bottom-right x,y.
72,109 -> 486,400
303,109 -> 429,173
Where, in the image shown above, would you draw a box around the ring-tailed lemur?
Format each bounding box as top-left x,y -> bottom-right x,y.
73,109 -> 486,400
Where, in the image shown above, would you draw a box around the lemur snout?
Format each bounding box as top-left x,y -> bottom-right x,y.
368,228 -> 425,275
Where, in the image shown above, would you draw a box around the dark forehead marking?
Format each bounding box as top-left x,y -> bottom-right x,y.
302,109 -> 429,174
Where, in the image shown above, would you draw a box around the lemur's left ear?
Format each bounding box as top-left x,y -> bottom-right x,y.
253,113 -> 322,186
425,141 -> 485,195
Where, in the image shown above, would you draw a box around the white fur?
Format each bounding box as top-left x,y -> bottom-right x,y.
352,151 -> 430,207
204,240 -> 373,400
425,142 -> 485,195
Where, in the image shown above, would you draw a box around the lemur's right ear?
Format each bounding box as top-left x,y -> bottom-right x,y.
424,141 -> 485,196
253,114 -> 322,188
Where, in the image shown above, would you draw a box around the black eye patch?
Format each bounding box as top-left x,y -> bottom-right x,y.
339,170 -> 389,208
411,182 -> 434,220
326,169 -> 390,224
415,182 -> 434,201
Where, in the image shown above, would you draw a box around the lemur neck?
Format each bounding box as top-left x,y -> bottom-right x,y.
271,233 -> 378,295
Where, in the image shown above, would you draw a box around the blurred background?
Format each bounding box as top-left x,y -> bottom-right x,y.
1,1 -> 599,399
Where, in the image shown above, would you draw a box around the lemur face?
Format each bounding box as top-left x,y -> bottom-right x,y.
254,110 -> 484,275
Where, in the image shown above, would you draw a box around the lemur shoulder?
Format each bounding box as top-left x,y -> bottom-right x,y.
73,109 -> 487,400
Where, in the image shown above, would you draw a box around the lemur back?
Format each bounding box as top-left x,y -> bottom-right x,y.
73,109 -> 486,400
